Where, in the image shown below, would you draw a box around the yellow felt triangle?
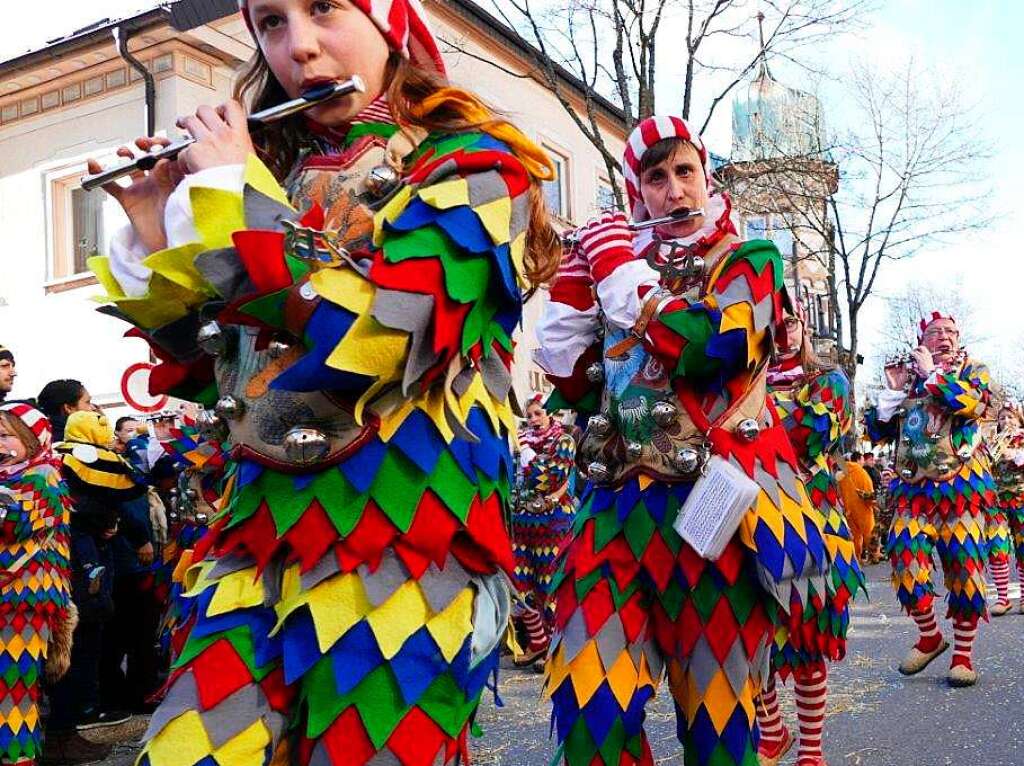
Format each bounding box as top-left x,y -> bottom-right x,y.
366,580 -> 431,660
206,567 -> 264,617
142,243 -> 213,295
373,186 -> 414,247
418,177 -> 469,210
191,186 -> 245,249
146,709 -> 215,766
300,573 -> 371,652
424,587 -> 474,663
473,195 -> 512,245
212,719 -> 274,766
87,255 -> 126,300
243,153 -> 292,207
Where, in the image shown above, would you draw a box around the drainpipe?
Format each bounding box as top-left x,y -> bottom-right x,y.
114,24 -> 155,136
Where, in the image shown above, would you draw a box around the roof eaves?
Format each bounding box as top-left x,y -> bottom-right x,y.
0,7 -> 169,78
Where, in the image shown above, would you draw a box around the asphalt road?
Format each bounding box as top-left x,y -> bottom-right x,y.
90,562 -> 1024,766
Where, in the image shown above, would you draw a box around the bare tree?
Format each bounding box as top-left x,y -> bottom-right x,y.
448,0 -> 867,207
728,59 -> 991,389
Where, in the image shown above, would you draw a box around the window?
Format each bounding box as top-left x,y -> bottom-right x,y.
542,145 -> 570,220
49,172 -> 129,282
596,179 -> 616,212
744,215 -> 768,239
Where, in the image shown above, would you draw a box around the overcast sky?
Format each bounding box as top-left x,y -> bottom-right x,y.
3,0 -> 1021,390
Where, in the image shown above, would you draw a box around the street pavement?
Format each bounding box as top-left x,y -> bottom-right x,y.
90,562 -> 1024,765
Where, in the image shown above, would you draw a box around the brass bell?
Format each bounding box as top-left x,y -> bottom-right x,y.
214,395 -> 245,421
587,461 -> 612,484
651,400 -> 678,427
527,496 -> 546,513
283,427 -> 331,464
587,414 -> 613,437
736,418 -> 760,441
585,363 -> 605,383
625,441 -> 643,461
928,432 -> 942,442
690,255 -> 706,273
900,467 -> 914,479
267,337 -> 292,359
168,511 -> 180,523
196,321 -> 226,356
956,445 -> 973,461
194,512 -> 209,525
675,447 -> 702,475
195,409 -> 226,439
364,165 -> 400,199
895,407 -> 907,417
299,282 -> 317,301
185,488 -> 198,500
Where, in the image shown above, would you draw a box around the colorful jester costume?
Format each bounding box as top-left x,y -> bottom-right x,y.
865,313 -> 994,684
758,356 -> 864,766
89,15 -> 555,756
512,418 -> 576,660
0,403 -> 72,765
151,421 -> 225,664
535,116 -> 830,766
991,407 -> 1024,612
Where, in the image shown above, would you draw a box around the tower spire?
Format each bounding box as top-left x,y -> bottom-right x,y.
756,11 -> 773,80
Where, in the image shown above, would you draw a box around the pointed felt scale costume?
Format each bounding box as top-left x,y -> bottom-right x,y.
88,2 -> 555,759
534,116 -> 831,766
865,317 -> 995,622
512,416 -> 577,655
767,358 -> 865,675
0,404 -> 72,766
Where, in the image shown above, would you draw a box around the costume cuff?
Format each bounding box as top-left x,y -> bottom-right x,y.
164,163 -> 247,248
594,258 -> 660,330
876,387 -> 908,422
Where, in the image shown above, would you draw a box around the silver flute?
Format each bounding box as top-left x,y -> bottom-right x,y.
561,208 -> 705,247
81,76 -> 366,191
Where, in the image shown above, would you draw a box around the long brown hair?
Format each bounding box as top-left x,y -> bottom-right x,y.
0,411 -> 40,459
234,53 -> 561,287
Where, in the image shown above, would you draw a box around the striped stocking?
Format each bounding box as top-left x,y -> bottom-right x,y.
755,676 -> 787,752
911,604 -> 943,653
950,615 -> 979,670
1016,559 -> 1024,587
794,664 -> 828,765
519,606 -> 549,653
990,559 -> 1012,606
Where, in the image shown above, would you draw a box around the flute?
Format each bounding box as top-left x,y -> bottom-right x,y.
81,76 -> 366,191
561,208 -> 705,247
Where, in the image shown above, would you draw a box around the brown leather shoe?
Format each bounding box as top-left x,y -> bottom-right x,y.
41,730 -> 113,765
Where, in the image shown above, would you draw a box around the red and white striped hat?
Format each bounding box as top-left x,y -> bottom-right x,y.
238,0 -> 445,76
918,311 -> 957,341
622,115 -> 710,221
0,402 -> 53,450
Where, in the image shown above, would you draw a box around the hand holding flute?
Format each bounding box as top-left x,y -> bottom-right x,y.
82,77 -> 365,252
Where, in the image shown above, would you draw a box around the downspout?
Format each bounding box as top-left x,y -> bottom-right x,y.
114,24 -> 155,136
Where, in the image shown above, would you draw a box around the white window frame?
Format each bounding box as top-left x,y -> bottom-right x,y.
539,137 -> 572,223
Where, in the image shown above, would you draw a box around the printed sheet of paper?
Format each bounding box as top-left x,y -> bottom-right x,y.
673,455 -> 760,560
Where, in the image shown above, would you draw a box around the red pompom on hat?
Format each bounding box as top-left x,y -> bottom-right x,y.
238,0 -> 446,76
622,116 -> 710,221
917,311 -> 957,342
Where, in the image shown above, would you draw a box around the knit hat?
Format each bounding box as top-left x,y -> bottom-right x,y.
0,402 -> 56,479
918,311 -> 957,342
238,0 -> 446,76
0,344 -> 12,364
622,115 -> 711,221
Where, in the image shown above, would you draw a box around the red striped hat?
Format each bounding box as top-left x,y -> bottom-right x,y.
238,0 -> 445,76
0,403 -> 52,448
918,311 -> 957,341
622,116 -> 710,221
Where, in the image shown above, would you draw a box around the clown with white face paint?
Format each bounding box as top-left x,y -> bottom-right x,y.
866,311 -> 996,687
535,116 -> 831,766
